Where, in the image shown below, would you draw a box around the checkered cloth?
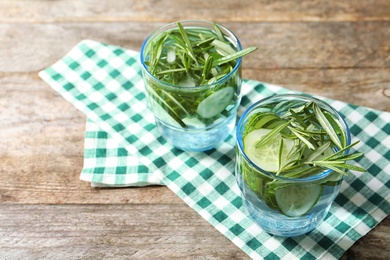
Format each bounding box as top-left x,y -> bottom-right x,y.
39,40 -> 390,259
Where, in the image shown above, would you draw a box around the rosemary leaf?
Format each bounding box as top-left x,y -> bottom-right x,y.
157,68 -> 187,75
289,109 -> 307,128
330,152 -> 364,162
149,33 -> 168,74
312,162 -> 348,175
310,160 -> 347,165
213,47 -> 258,66
291,128 -> 327,136
277,138 -> 284,175
289,127 -> 316,150
282,165 -> 321,178
305,141 -> 331,162
148,87 -> 187,127
213,22 -> 225,41
200,55 -> 214,85
171,34 -> 186,50
160,89 -> 190,116
313,103 -> 342,149
324,110 -> 347,148
311,160 -> 365,173
177,22 -> 198,65
323,140 -> 360,161
332,163 -> 366,172
255,121 -> 290,148
195,37 -> 216,47
211,39 -> 236,56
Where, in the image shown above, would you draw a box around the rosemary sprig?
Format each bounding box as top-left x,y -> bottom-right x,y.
289,126 -> 316,150
255,120 -> 290,148
313,104 -> 343,149
277,138 -> 284,174
246,101 -> 365,178
212,47 -> 258,66
143,21 -> 258,127
145,21 -> 258,86
200,55 -> 214,85
177,22 -> 197,65
211,39 -> 236,56
213,22 -> 225,41
304,141 -> 331,162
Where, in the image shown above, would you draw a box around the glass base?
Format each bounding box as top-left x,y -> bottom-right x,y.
235,152 -> 339,237
155,114 -> 236,152
242,194 -> 330,237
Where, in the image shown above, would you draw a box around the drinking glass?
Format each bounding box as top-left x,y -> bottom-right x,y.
235,94 -> 351,236
140,20 -> 242,152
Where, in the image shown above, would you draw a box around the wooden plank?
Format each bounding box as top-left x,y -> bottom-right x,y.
1,21 -> 389,73
0,204 -> 249,259
0,204 -> 388,259
1,0 -> 390,23
244,68 -> 390,112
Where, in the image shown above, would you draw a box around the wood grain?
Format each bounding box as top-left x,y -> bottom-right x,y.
0,204 -> 248,259
244,68 -> 390,112
1,0 -> 389,259
1,0 -> 389,22
1,22 -> 389,111
1,21 -> 390,72
0,205 -> 388,259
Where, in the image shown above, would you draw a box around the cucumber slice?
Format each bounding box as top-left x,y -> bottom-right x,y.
275,184 -> 323,217
243,129 -> 298,172
197,87 -> 234,118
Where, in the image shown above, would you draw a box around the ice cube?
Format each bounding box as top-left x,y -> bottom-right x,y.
178,76 -> 196,87
167,49 -> 176,63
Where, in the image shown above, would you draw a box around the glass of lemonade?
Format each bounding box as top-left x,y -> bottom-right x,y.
236,94 -> 364,236
140,20 -> 256,152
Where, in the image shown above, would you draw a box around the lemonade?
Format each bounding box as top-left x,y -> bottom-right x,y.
235,94 -> 364,236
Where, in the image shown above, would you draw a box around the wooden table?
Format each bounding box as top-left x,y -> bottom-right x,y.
1,1 -> 389,259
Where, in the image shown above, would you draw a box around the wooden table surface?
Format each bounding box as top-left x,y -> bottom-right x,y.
1,0 -> 389,259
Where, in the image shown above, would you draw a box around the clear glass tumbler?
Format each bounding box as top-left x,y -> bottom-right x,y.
140,20 -> 242,152
235,94 -> 351,236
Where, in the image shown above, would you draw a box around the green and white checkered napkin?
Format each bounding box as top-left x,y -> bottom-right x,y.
39,40 -> 390,259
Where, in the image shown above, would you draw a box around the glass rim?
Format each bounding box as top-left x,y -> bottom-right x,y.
236,93 -> 352,183
139,20 -> 243,90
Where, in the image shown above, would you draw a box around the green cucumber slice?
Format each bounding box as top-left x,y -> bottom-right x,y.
197,87 -> 234,118
243,129 -> 298,172
275,184 -> 323,217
